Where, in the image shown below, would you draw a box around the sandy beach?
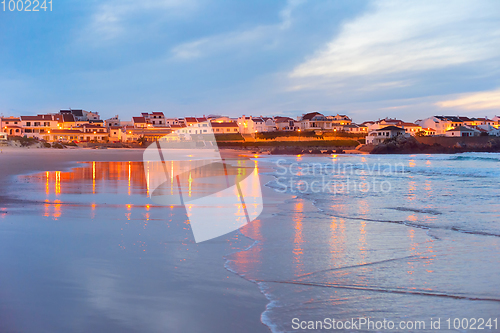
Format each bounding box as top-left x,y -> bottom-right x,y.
0,147 -> 280,333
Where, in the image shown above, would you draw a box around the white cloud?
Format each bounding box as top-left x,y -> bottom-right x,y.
170,0 -> 304,60
436,88 -> 500,110
290,0 -> 500,78
83,0 -> 198,43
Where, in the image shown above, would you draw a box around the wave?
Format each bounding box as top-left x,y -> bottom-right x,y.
449,155 -> 500,162
387,207 -> 442,215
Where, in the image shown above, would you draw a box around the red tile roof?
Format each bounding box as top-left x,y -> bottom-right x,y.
20,115 -> 53,121
133,117 -> 146,123
301,112 -> 323,120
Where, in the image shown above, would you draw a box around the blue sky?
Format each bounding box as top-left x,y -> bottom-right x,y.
1,0 -> 499,122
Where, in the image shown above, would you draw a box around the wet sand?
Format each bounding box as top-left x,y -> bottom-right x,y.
0,148 -> 278,333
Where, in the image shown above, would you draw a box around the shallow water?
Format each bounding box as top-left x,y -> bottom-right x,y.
1,154 -> 500,332
227,153 -> 500,332
0,161 -> 269,333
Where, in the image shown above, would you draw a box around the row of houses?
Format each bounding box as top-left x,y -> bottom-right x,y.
365,116 -> 500,144
1,109 -> 499,143
0,110 -> 358,142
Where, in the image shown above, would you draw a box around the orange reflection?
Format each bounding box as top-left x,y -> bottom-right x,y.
55,171 -> 61,195
292,200 -> 304,276
92,161 -> 96,194
22,162 -> 150,197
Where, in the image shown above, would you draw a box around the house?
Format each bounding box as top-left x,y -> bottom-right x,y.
343,124 -> 368,133
274,117 -> 297,131
44,129 -> 84,142
366,126 -> 406,144
421,128 -> 436,136
1,117 -> 23,136
55,113 -> 77,129
177,121 -> 211,135
416,116 -> 464,135
329,114 -> 352,126
184,117 -> 208,127
471,124 -> 500,136
164,118 -> 182,126
237,116 -> 275,134
105,115 -> 121,127
20,115 -> 58,138
445,126 -> 478,137
365,118 -> 406,132
142,112 -> 167,127
109,126 -> 123,142
60,109 -> 100,121
0,132 -> 7,140
399,122 -> 422,136
0,116 -> 21,129
210,121 -> 240,134
298,112 -> 334,131
132,117 -> 148,128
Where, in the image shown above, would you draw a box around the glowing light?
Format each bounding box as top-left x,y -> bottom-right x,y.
55,171 -> 61,195
128,161 -> 131,196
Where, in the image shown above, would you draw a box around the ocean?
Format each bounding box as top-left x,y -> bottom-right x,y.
227,153 -> 500,332
1,153 -> 499,332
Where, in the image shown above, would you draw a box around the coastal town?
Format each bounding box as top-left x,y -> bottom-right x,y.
1,109 -> 500,145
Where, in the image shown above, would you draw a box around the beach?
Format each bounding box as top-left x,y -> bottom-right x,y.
0,148 -> 278,333
1,148 -> 500,332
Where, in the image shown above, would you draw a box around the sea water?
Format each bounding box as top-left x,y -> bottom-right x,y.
226,153 -> 500,332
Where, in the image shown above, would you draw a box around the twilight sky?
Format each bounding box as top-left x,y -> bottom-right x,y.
1,0 -> 499,122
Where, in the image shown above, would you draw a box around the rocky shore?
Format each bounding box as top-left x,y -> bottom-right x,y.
370,135 -> 500,154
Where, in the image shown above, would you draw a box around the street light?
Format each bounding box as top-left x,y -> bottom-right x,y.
298,129 -> 301,141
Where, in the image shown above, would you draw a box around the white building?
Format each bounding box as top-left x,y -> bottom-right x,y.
366,126 -> 406,144
237,116 -> 275,134
445,126 -> 478,137
329,114 -> 352,126
274,117 -> 297,131
298,112 -> 333,131
473,124 -> 500,136
0,132 -> 8,140
105,115 -> 121,127
416,116 -> 464,135
142,112 -> 167,127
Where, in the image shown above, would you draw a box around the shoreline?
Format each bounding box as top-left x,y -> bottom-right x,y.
0,148 -> 284,332
3,143 -> 500,156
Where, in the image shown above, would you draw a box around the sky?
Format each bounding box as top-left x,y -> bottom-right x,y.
1,0 -> 500,122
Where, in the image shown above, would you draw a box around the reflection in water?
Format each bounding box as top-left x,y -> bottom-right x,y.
4,159 -> 270,333
292,200 -> 304,276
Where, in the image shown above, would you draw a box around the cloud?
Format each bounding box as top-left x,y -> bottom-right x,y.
436,88 -> 500,110
170,0 -> 304,60
82,0 -> 198,43
290,0 -> 500,78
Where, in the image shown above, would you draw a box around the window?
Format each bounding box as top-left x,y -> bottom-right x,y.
26,122 -> 31,126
